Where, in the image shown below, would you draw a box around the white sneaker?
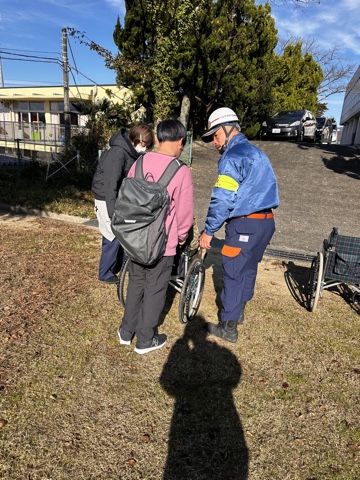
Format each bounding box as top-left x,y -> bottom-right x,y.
117,327 -> 132,346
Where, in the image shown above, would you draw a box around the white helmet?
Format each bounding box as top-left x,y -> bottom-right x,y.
202,107 -> 240,142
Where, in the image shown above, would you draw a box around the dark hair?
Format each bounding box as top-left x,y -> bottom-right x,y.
157,119 -> 187,147
129,123 -> 155,149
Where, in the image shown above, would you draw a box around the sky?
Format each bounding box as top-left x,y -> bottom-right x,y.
0,0 -> 359,125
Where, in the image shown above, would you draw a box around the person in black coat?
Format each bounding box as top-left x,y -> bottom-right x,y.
92,124 -> 154,283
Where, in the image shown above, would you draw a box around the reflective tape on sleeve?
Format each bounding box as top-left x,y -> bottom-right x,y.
214,175 -> 239,192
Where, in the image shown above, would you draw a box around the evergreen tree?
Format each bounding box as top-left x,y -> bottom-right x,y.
112,0 -> 278,134
272,43 -> 323,114
70,1 -> 324,136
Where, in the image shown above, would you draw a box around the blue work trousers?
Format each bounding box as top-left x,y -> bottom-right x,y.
221,216 -> 275,322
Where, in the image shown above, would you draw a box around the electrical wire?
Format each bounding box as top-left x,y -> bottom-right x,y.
0,56 -> 60,65
1,47 -> 60,55
67,64 -> 126,103
67,39 -> 83,100
1,38 -> 123,101
0,49 -> 61,63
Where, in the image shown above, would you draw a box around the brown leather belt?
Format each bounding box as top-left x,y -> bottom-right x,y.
233,212 -> 274,220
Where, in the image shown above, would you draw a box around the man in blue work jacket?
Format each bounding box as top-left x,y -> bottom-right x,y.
200,107 -> 279,343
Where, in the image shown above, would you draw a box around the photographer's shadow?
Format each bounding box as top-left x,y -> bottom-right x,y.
160,317 -> 248,479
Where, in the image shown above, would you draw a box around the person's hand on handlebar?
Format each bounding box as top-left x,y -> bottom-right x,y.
200,232 -> 213,250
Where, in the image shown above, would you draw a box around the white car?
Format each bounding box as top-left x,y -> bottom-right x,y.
315,117 -> 333,144
331,122 -> 338,143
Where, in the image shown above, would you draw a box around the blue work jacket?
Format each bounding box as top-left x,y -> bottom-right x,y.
204,133 -> 279,236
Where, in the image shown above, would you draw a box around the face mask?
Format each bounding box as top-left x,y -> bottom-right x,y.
135,144 -> 147,153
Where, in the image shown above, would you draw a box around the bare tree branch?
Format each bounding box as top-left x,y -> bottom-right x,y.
278,35 -> 356,101
269,0 -> 320,6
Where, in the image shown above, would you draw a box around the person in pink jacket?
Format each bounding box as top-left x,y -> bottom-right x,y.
118,119 -> 194,354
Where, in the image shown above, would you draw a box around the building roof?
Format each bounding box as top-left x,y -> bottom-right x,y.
0,84 -> 130,104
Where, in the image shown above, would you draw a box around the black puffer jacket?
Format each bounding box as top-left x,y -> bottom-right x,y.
92,128 -> 138,218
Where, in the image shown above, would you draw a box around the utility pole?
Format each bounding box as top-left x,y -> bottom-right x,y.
0,56 -> 4,87
62,28 -> 71,146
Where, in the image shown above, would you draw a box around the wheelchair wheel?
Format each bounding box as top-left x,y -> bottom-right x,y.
308,252 -> 324,312
352,291 -> 360,305
178,258 -> 205,323
117,258 -> 130,308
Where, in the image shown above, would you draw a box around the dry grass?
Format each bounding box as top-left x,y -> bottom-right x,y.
0,214 -> 359,480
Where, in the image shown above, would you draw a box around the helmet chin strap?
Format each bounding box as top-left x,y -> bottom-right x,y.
219,125 -> 236,154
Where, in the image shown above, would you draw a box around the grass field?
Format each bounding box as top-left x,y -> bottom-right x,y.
0,214 -> 359,479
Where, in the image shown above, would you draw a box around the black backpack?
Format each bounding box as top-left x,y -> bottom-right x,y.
111,156 -> 185,265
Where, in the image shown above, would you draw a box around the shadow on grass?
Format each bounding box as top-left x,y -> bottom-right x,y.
0,162 -> 94,216
283,261 -> 311,310
160,316 -> 248,479
324,283 -> 360,315
283,260 -> 360,314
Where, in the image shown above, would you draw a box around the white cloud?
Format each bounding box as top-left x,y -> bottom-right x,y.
342,0 -> 358,10
105,0 -> 124,9
316,11 -> 338,24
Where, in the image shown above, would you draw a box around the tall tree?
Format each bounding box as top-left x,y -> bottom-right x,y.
272,42 -> 323,113
69,1 -> 325,134
113,0 -> 209,125
278,36 -> 356,114
112,0 -> 278,134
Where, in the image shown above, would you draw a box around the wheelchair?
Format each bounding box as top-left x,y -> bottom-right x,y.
117,245 -> 206,323
308,227 -> 360,312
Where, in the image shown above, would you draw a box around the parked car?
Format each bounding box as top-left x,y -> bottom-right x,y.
331,122 -> 338,143
260,109 -> 317,142
315,117 -> 333,144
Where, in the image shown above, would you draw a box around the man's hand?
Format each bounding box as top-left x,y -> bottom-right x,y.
200,232 -> 213,250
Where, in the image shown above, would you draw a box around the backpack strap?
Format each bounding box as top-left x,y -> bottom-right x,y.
134,155 -> 145,180
135,155 -> 185,185
157,158 -> 185,187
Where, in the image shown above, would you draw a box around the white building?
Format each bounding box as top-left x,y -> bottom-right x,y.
340,66 -> 360,145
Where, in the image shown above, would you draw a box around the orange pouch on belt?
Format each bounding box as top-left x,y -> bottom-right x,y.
221,245 -> 242,257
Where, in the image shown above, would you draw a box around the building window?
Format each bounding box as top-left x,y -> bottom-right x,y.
14,101 -> 45,113
50,101 -> 80,113
29,101 -> 45,112
59,113 -> 79,126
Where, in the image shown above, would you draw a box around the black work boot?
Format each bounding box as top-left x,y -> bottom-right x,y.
207,319 -> 238,343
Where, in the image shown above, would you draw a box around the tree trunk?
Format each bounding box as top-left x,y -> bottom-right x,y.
179,94 -> 191,129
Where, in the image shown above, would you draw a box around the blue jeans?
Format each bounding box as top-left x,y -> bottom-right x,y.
98,236 -> 125,281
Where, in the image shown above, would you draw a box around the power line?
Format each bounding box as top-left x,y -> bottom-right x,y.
0,49 -> 61,63
1,36 -> 121,101
0,56 -> 60,65
67,64 -> 125,103
1,47 -> 60,55
67,38 -> 83,100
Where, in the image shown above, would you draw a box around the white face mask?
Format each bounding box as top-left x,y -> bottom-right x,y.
135,144 -> 147,153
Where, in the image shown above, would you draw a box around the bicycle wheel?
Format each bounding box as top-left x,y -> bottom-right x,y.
117,258 -> 130,307
178,258 -> 205,324
308,252 -> 324,312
